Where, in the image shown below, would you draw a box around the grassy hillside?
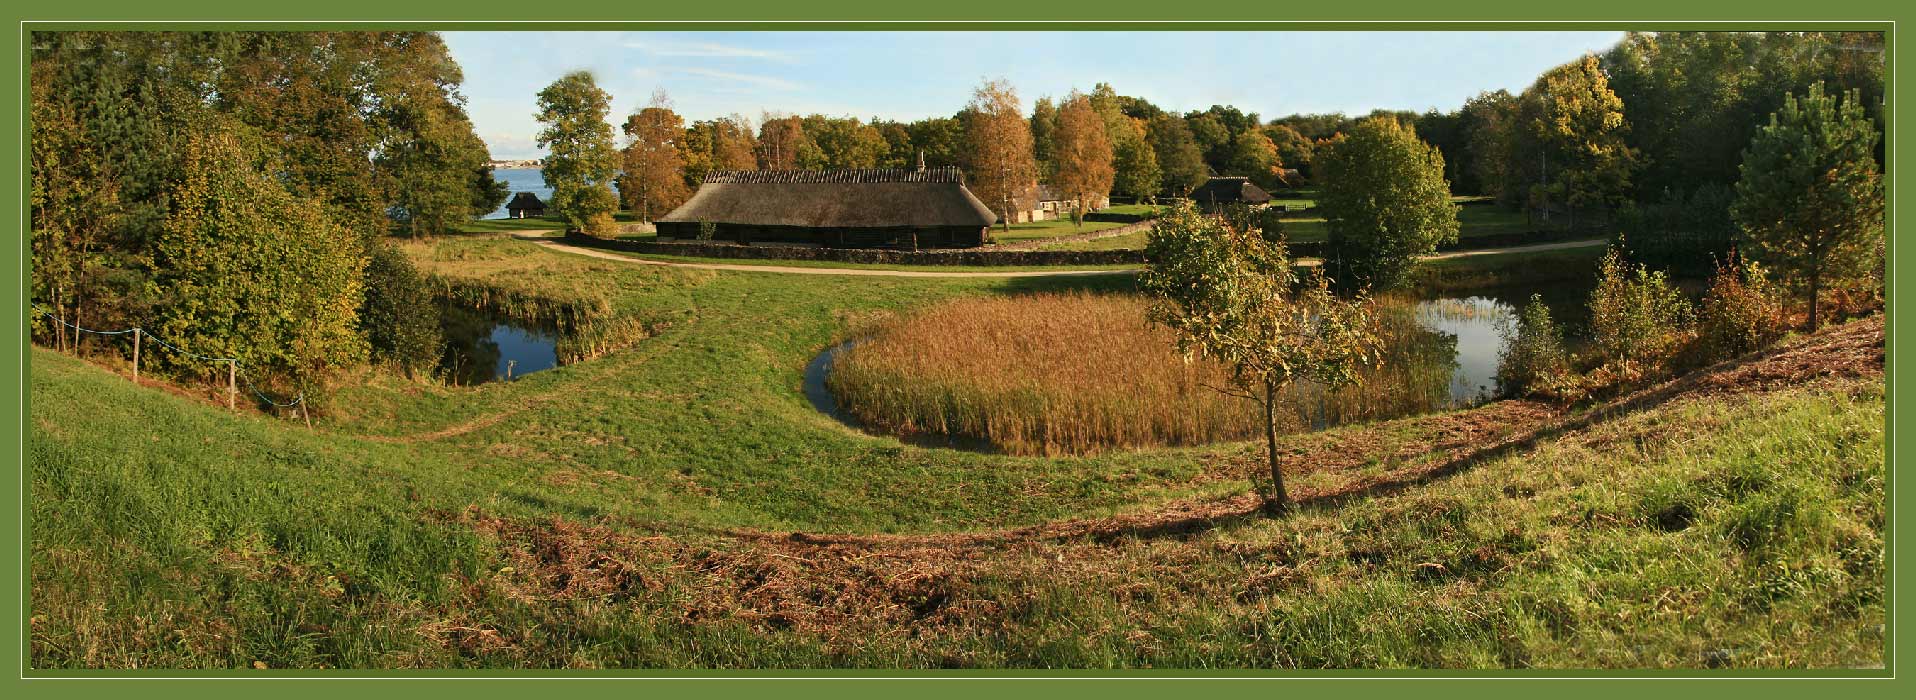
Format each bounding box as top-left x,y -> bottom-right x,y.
27,235 -> 1884,669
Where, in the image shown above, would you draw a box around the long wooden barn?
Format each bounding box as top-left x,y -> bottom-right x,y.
655,166 -> 998,249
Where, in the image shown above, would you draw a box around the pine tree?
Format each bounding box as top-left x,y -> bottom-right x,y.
1731,82 -> 1884,329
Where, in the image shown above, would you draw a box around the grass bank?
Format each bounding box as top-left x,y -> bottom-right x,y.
27,232 -> 1882,668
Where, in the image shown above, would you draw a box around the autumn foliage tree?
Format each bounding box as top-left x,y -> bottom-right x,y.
1142,203 -> 1380,514
1521,54 -> 1637,227
1731,82 -> 1884,329
963,79 -> 1038,233
757,112 -> 808,170
680,115 -> 757,186
536,71 -> 621,236
619,90 -> 691,222
1051,92 -> 1114,228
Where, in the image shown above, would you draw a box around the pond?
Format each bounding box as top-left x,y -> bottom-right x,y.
1414,296 -> 1518,405
801,293 -> 1556,452
437,304 -> 560,386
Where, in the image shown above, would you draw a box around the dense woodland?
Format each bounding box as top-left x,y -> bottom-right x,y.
30,32 -> 509,391
30,30 -> 1886,399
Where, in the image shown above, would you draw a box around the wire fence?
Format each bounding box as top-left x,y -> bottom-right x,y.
31,305 -> 307,410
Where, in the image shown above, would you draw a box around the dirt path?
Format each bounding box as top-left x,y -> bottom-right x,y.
527,239 -> 1139,278
1423,237 -> 1609,260
1292,237 -> 1609,267
529,235 -> 1607,276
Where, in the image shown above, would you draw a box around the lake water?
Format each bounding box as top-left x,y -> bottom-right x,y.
483,168 -> 551,220
437,304 -> 559,386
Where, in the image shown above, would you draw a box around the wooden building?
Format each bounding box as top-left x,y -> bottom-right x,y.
1007,184 -> 1109,223
506,192 -> 547,219
1188,177 -> 1274,212
656,167 -> 998,248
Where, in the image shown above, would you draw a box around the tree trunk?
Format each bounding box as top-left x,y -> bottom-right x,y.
1262,378 -> 1289,516
1808,267 -> 1822,331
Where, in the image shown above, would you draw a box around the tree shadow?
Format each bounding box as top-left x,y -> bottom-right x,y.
1072,331 -> 1875,545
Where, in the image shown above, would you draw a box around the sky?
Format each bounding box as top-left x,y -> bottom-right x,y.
443,31 -> 1628,161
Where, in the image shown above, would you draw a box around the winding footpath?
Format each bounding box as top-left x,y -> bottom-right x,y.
525,234 -> 1610,278
525,238 -> 1140,278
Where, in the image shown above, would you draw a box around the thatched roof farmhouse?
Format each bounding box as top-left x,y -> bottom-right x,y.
1188,177 -> 1274,211
656,166 -> 998,248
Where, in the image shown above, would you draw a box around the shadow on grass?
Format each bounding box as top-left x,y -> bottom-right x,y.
770,317 -> 1881,550
1070,317 -> 1883,546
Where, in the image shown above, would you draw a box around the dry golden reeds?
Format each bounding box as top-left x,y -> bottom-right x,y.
826,292 -> 1460,456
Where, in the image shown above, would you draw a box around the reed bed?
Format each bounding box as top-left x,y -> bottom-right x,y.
826,292 -> 1464,456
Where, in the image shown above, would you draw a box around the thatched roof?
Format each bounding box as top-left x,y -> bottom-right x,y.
1189,177 -> 1274,205
507,191 -> 546,210
658,167 -> 997,228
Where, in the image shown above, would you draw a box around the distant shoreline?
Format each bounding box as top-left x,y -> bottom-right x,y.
487,160 -> 542,169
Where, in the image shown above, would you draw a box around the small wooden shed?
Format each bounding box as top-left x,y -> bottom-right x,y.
506,192 -> 547,219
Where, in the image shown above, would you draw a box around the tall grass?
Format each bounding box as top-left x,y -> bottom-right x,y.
827,292 -> 1460,456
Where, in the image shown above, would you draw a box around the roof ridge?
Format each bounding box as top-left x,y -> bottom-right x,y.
703,166 -> 966,185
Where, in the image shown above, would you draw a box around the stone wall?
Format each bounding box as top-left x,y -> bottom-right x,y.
565,232 -> 1144,267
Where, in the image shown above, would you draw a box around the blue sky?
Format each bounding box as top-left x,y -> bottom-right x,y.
443,31 -> 1627,160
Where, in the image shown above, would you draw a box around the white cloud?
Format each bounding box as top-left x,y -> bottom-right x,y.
676,67 -> 804,92
622,39 -> 794,63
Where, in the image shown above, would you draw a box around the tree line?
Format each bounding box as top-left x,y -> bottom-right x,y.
1283,32 -> 1883,264
31,32 -> 510,396
542,75 -> 1307,235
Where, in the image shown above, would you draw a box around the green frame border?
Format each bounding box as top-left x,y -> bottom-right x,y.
1,1 -> 1907,695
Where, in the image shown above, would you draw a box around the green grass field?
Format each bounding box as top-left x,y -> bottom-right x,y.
27,235 -> 1883,669
450,212 -> 644,235
1046,203 -> 1569,252
988,216 -> 1129,243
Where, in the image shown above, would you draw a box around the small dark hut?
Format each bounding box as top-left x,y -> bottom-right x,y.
655,166 -> 998,249
1188,177 -> 1274,212
506,192 -> 546,219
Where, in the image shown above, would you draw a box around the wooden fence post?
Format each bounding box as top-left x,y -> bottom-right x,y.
227,360 -> 237,410
132,328 -> 141,382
